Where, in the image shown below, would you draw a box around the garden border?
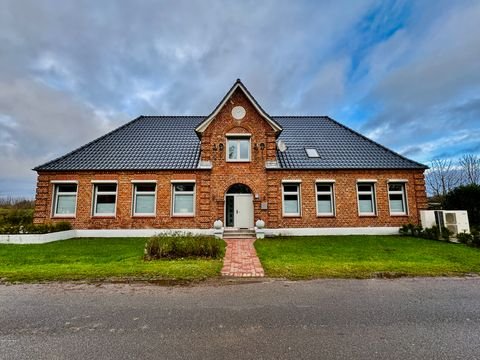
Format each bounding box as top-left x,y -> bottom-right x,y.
0,227 -> 400,244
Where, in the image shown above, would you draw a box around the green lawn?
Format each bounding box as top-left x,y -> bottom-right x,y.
0,238 -> 224,283
255,235 -> 480,279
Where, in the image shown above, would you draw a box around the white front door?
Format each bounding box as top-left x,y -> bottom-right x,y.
234,194 -> 254,228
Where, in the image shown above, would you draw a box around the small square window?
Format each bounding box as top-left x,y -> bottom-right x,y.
305,148 -> 320,158
227,138 -> 250,161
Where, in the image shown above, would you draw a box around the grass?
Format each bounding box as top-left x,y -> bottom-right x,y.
0,238 -> 225,283
255,235 -> 480,279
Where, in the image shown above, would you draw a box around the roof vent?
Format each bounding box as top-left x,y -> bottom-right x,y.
305,148 -> 320,158
277,140 -> 287,152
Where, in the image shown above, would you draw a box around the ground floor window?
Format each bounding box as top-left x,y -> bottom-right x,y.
388,182 -> 407,215
53,183 -> 77,217
133,183 -> 156,216
282,183 -> 301,216
357,182 -> 376,216
93,183 -> 117,216
316,183 -> 334,216
172,183 -> 195,216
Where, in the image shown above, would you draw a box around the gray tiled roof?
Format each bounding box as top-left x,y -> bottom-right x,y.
34,115 -> 426,171
274,116 -> 426,169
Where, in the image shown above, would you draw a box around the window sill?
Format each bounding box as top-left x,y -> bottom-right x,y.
132,215 -> 156,218
92,215 -> 116,219
390,214 -> 408,217
226,160 -> 251,163
172,214 -> 195,218
283,215 -> 302,218
52,215 -> 76,219
316,214 -> 335,218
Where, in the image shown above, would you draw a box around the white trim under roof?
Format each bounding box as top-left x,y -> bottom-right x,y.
195,81 -> 283,134
388,179 -> 409,183
170,180 -> 196,184
356,179 -> 378,183
50,180 -> 78,184
130,180 -> 158,183
91,180 -> 118,184
282,179 -> 302,183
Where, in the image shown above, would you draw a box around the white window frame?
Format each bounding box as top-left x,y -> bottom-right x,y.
92,182 -> 118,217
388,182 -> 408,216
172,182 -> 196,217
226,137 -> 251,162
357,182 -> 377,216
315,182 -> 335,216
132,182 -> 157,217
51,182 -> 78,218
282,182 -> 301,217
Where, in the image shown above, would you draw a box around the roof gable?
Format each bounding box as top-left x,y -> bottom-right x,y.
195,79 -> 283,136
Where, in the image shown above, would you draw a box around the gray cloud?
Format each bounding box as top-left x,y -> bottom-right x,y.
0,0 -> 478,197
358,1 -> 480,160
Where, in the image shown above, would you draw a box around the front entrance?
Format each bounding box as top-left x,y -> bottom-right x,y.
225,184 -> 254,229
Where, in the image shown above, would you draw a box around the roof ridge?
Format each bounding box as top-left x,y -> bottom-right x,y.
323,116 -> 428,169
33,115 -> 146,171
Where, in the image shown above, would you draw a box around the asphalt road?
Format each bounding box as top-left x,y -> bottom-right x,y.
1,278 -> 480,360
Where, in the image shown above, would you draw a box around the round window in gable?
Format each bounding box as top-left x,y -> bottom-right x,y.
231,106 -> 246,120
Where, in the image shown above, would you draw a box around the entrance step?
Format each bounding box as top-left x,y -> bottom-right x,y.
223,229 -> 256,239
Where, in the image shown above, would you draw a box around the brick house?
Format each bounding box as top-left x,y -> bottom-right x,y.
33,79 -> 428,235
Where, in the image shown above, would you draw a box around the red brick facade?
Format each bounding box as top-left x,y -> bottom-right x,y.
33,88 -> 427,229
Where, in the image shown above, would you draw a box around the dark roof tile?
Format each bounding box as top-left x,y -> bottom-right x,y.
34,115 -> 426,171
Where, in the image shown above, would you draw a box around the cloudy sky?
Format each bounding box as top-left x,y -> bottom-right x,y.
1,0 -> 479,198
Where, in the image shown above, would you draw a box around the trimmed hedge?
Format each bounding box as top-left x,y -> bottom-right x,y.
0,221 -> 72,234
144,234 -> 224,260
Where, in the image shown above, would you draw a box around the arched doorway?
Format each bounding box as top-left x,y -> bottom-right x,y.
225,184 -> 254,229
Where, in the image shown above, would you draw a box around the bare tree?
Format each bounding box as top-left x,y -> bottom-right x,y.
426,158 -> 462,197
459,154 -> 480,185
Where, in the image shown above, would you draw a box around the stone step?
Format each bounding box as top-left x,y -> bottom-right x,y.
223,229 -> 256,239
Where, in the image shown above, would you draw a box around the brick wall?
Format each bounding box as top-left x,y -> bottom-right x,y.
33,88 -> 427,229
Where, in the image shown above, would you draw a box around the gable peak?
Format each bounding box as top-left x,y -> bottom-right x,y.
194,79 -> 283,136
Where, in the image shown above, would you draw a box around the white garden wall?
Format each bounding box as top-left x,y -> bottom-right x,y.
0,227 -> 400,244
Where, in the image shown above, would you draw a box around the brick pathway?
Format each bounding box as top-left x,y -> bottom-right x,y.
221,238 -> 265,277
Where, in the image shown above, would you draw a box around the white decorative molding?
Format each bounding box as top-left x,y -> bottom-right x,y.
315,179 -> 336,183
50,180 -> 78,184
91,180 -> 118,183
388,179 -> 408,183
282,179 -> 302,183
197,160 -> 213,169
265,161 -> 279,169
170,180 -> 196,183
356,179 -> 378,183
131,180 -> 158,183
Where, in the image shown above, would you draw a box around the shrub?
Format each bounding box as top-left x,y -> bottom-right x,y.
470,229 -> 480,247
441,227 -> 452,241
144,234 -> 224,260
0,221 -> 72,234
0,208 -> 33,226
457,231 -> 473,245
422,226 -> 440,240
399,223 -> 423,237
